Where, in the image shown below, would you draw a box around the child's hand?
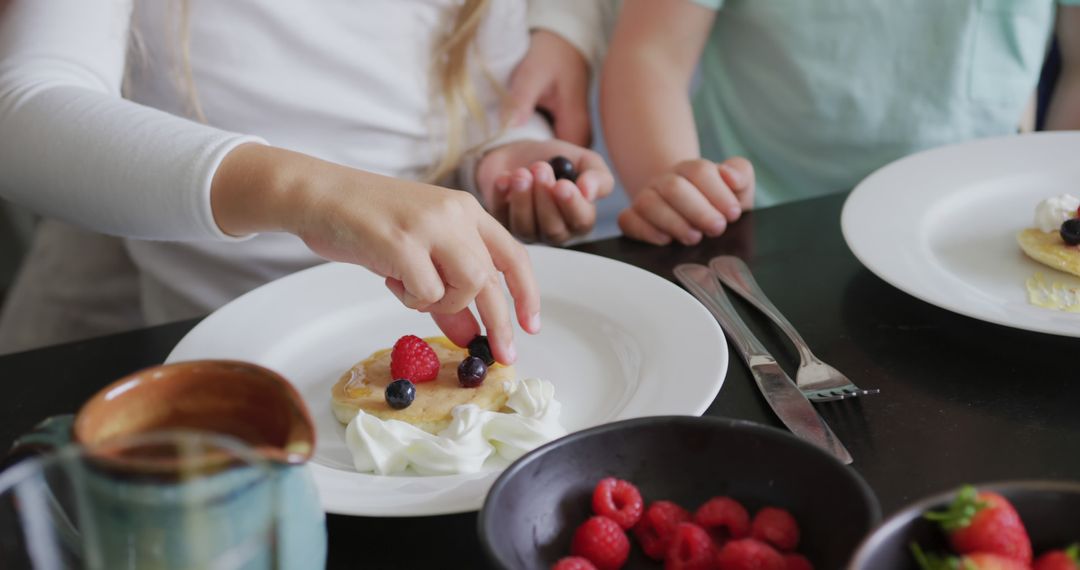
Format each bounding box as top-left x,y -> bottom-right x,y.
504,30 -> 591,146
618,157 -> 754,246
476,139 -> 614,245
212,145 -> 540,365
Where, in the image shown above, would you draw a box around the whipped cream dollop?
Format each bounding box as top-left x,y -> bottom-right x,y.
344,377 -> 566,476
1034,194 -> 1080,232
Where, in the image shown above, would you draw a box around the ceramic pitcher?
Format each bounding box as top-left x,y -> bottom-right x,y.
7,360 -> 327,569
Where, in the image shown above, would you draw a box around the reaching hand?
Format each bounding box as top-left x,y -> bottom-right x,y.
504,30 -> 592,147
476,139 -> 614,244
618,157 -> 755,246
211,144 -> 541,365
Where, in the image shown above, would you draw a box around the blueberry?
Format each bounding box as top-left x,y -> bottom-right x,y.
548,155 -> 578,182
467,335 -> 495,366
385,379 -> 415,409
1062,218 -> 1080,246
457,356 -> 487,388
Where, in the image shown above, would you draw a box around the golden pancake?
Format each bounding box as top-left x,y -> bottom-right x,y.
330,336 -> 514,434
1017,228 -> 1080,278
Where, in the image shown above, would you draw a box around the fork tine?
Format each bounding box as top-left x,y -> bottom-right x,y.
709,256 -> 879,401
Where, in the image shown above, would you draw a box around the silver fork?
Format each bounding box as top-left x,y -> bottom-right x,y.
708,256 -> 879,402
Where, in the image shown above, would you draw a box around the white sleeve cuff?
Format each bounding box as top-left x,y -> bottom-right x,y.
459,114 -> 553,197
192,135 -> 269,242
527,0 -> 610,69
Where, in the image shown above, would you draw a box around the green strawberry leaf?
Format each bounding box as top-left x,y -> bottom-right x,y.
923,485 -> 989,532
910,542 -> 962,570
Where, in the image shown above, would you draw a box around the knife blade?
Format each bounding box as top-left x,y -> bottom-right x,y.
674,263 -> 853,465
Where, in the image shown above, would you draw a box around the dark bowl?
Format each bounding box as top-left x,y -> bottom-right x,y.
479,416 -> 881,569
849,480 -> 1080,569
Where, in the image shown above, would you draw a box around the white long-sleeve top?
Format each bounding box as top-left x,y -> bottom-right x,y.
0,0 -> 599,322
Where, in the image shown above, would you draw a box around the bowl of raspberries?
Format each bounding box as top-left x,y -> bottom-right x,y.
849,481 -> 1080,570
478,415 -> 880,569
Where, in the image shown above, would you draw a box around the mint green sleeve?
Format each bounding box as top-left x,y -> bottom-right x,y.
688,0 -> 723,10
1058,0 -> 1080,5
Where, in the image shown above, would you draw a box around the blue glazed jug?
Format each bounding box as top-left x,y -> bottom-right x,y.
7,360 -> 327,570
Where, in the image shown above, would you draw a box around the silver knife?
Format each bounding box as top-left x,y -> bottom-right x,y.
674,263 -> 853,465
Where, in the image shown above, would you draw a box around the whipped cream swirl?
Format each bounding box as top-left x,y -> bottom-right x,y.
344,377 -> 566,476
1034,194 -> 1080,232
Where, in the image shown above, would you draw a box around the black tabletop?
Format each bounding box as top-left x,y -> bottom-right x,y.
2,191 -> 1079,569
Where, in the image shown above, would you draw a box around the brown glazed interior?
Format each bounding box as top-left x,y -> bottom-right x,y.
74,360 -> 315,466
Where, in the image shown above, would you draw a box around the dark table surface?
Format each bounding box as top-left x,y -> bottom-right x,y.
2,191 -> 1079,569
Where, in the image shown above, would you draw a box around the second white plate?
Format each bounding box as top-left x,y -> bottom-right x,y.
842,132 -> 1080,337
166,246 -> 728,516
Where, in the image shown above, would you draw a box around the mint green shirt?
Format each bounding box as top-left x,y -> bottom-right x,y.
689,0 -> 1078,207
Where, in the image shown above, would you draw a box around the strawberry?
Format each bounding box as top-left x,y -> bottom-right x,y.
389,335 -> 440,383
924,486 -> 1032,564
715,538 -> 785,570
959,553 -> 1032,570
552,556 -> 598,570
634,501 -> 692,560
571,516 -> 630,570
592,478 -> 644,530
1035,545 -> 1080,570
665,522 -> 717,570
911,543 -> 1029,570
782,553 -> 813,570
750,507 -> 799,552
694,497 -> 750,546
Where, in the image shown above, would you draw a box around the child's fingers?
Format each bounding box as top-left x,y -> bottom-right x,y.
490,172 -> 513,224
534,180 -> 572,244
655,174 -> 728,237
507,167 -> 537,242
388,251 -> 446,309
675,160 -> 741,221
431,308 -> 481,351
529,160 -> 556,189
424,239 -> 492,315
617,208 -> 672,246
575,170 -> 605,202
384,277 -> 409,307
634,188 -> 702,246
718,156 -> 755,209
552,180 -> 596,237
478,215 -> 541,336
473,275 -> 516,365
574,151 -> 615,201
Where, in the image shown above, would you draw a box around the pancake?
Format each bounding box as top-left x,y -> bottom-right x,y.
1017,228 -> 1080,278
330,336 -> 515,434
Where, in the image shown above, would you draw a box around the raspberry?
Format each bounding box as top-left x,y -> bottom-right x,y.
715,539 -> 785,570
571,516 -> 629,570
632,501 -> 691,560
783,553 -> 814,570
665,522 -> 716,570
694,497 -> 750,546
389,335 -> 440,383
552,556 -> 598,570
750,508 -> 800,552
592,478 -> 644,529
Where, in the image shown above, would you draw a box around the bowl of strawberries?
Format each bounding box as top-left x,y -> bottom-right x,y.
848,481 -> 1080,569
478,415 -> 880,569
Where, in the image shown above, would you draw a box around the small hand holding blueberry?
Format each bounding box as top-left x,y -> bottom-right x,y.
477,139 -> 614,245
618,157 -> 755,246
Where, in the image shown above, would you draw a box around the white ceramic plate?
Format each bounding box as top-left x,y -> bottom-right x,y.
166,246 -> 727,516
842,132 -> 1080,337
